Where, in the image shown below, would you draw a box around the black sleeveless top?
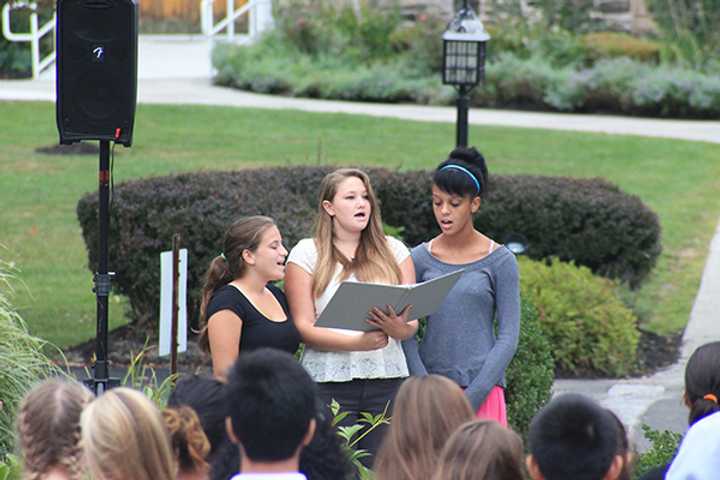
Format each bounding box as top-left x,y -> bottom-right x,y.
205,283 -> 300,355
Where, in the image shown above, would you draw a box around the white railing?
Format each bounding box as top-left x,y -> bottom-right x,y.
200,0 -> 273,40
2,2 -> 56,79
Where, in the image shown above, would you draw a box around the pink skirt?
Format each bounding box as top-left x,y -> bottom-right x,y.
475,386 -> 507,427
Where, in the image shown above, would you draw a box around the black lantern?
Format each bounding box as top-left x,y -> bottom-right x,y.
442,1 -> 490,146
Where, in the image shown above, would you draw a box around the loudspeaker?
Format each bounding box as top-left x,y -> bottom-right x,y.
56,0 -> 138,147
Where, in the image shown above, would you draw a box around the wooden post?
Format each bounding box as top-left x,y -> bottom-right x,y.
170,234 -> 180,376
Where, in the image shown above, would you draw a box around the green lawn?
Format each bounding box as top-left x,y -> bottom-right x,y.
1,101 -> 719,347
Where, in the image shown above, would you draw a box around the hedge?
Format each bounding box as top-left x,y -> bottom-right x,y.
519,257 -> 640,377
506,298 -> 554,440
77,166 -> 661,328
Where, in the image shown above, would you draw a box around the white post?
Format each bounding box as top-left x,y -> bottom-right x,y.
226,0 -> 234,38
30,8 -> 39,79
255,0 -> 273,36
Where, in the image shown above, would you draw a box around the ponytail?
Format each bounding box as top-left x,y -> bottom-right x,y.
198,255 -> 233,352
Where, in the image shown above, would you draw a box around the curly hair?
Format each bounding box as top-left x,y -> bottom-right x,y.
163,406 -> 211,473
16,379 -> 94,480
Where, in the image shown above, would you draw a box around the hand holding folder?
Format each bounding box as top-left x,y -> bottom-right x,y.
315,269 -> 464,332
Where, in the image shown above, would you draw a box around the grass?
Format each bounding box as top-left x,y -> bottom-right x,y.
1,101 -> 719,347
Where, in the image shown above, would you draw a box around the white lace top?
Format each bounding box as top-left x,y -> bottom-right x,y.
287,236 -> 411,382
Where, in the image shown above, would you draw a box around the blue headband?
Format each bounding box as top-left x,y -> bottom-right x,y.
439,164 -> 481,194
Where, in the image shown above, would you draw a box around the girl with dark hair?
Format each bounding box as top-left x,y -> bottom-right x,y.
198,216 -> 300,380
642,341 -> 720,480
403,147 -> 520,425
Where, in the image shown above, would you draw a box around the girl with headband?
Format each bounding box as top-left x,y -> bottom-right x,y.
403,147 -> 520,426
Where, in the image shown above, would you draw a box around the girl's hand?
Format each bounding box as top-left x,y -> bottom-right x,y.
367,305 -> 415,340
355,331 -> 389,351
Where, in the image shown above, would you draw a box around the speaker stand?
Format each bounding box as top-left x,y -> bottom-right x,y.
90,140 -> 119,395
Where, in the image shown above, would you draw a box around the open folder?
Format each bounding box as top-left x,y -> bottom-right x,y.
315,269 -> 464,332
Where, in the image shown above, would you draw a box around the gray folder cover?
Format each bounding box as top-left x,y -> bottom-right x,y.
315,269 -> 464,332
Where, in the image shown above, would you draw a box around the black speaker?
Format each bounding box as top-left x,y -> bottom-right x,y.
56,0 -> 138,147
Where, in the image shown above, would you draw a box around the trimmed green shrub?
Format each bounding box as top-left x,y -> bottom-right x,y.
506,299 -> 554,440
77,167 -> 660,329
581,32 -> 661,64
0,258 -> 62,457
519,257 -> 640,376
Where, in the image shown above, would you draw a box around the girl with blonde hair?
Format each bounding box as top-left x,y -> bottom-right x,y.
432,420 -> 525,480
198,215 -> 300,379
374,375 -> 474,480
16,379 -> 93,480
81,387 -> 176,480
285,168 -> 417,462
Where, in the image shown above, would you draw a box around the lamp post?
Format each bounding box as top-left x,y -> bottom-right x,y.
442,1 -> 490,147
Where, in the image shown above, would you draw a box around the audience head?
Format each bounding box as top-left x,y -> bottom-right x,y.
163,406 -> 210,479
168,374 -> 228,459
225,348 -> 317,464
375,375 -> 474,480
312,168 -> 401,296
433,147 -> 489,201
606,410 -> 633,480
298,399 -> 354,480
431,419 -> 525,480
16,379 -> 93,480
527,393 -> 623,480
683,341 -> 720,426
81,387 -> 176,480
199,215 -> 280,350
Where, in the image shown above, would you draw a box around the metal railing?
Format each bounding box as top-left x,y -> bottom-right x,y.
200,0 -> 273,40
1,2 -> 56,79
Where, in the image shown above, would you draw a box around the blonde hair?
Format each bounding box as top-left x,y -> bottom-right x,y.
163,406 -> 210,474
432,420 -> 526,480
81,387 -> 176,480
16,379 -> 93,480
198,215 -> 277,351
312,168 -> 401,298
374,375 -> 474,480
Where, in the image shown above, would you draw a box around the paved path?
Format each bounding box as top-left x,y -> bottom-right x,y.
3,34 -> 720,449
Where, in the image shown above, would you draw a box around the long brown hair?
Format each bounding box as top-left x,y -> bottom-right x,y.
81,387 -> 176,480
198,215 -> 276,351
431,420 -> 526,480
312,168 -> 401,298
374,375 -> 474,480
16,379 -> 94,480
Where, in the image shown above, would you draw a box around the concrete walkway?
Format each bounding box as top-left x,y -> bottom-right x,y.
3,34 -> 720,448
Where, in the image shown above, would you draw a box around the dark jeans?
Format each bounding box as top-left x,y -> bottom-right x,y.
317,377 -> 404,468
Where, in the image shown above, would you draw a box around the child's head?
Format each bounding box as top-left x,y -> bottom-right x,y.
431,147 -> 488,235
432,420 -> 525,480
225,348 -> 317,463
312,168 -> 401,296
168,374 -> 228,459
684,341 -> 720,426
81,387 -> 176,480
163,406 -> 210,476
17,379 -> 94,480
375,375 -> 474,480
527,394 -> 623,480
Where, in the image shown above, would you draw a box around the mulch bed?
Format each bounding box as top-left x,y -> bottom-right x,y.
62,323 -> 683,380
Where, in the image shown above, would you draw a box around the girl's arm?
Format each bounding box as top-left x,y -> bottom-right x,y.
207,310 -> 243,381
464,255 -> 521,410
284,263 -> 389,352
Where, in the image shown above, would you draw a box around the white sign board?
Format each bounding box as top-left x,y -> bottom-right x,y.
159,248 -> 188,357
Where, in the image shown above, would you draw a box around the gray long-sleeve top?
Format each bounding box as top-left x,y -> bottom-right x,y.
402,244 -> 520,411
